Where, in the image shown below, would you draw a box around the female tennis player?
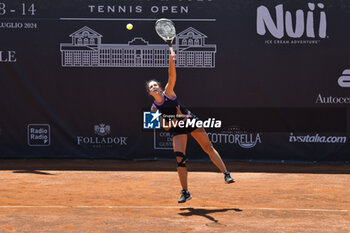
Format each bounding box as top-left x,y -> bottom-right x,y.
146,53 -> 235,203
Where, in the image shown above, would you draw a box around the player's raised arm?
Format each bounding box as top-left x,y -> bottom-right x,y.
164,53 -> 176,97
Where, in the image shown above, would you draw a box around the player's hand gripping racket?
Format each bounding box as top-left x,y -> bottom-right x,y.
155,18 -> 176,57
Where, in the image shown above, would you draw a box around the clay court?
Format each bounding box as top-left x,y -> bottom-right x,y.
0,160 -> 349,233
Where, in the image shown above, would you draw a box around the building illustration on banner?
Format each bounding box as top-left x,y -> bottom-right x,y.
60,26 -> 216,68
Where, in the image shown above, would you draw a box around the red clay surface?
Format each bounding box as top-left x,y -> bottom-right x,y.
0,160 -> 349,233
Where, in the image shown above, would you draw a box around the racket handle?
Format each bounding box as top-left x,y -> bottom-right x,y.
169,46 -> 175,57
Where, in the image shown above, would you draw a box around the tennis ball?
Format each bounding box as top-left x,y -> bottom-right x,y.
126,23 -> 133,30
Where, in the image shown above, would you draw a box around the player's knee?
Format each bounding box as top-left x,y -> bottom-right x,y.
176,156 -> 183,163
202,143 -> 214,155
175,151 -> 187,167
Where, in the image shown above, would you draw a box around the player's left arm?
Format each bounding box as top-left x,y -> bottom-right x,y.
164,54 -> 176,97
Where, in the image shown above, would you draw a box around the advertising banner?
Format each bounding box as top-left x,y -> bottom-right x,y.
1,0 -> 349,162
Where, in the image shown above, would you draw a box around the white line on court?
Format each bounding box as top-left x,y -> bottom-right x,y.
0,206 -> 348,212
59,18 -> 216,21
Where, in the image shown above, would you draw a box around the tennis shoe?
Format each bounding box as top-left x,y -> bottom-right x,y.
224,172 -> 235,184
178,189 -> 192,203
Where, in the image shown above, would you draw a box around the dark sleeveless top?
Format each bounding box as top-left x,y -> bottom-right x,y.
152,93 -> 189,119
152,92 -> 198,135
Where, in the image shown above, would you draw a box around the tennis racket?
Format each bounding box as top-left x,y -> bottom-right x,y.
155,18 -> 176,56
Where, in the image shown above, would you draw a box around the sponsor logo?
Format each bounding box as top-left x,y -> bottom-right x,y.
27,124 -> 50,146
94,123 -> 110,136
77,124 -> 127,148
0,50 -> 16,62
144,111 -> 161,129
338,70 -> 350,88
315,94 -> 350,104
208,129 -> 262,149
60,26 -> 216,68
257,3 -> 327,45
154,131 -> 173,150
289,133 -> 347,143
162,116 -> 221,129
143,111 -> 222,130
